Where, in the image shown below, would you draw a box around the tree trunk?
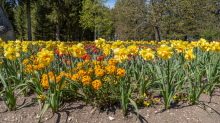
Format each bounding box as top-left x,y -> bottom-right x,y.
27,0 -> 32,41
94,26 -> 96,41
94,10 -> 96,41
81,29 -> 85,42
41,24 -> 43,39
184,36 -> 187,41
56,19 -> 60,41
154,26 -> 160,42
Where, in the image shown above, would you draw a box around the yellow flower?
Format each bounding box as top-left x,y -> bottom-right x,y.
175,43 -> 186,53
87,68 -> 94,76
95,38 -> 106,49
157,44 -> 174,60
38,63 -> 45,69
200,42 -> 211,51
117,68 -> 126,77
4,46 -> 20,61
16,44 -> 22,52
104,77 -> 110,82
139,48 -> 155,61
127,45 -> 139,55
41,74 -> 49,89
39,95 -> 46,101
71,43 -> 86,58
114,48 -> 129,63
184,49 -> 196,61
108,58 -> 117,65
77,69 -> 87,77
46,41 -> 53,51
103,44 -> 111,56
144,101 -> 150,106
211,41 -> 220,53
105,65 -> 116,75
92,80 -> 102,89
0,38 -> 3,44
37,48 -> 54,66
71,74 -> 80,82
161,40 -> 167,44
82,75 -> 92,85
111,40 -> 123,50
190,41 -> 198,48
95,68 -> 105,78
22,45 -> 29,52
57,42 -> 68,54
198,38 -> 207,44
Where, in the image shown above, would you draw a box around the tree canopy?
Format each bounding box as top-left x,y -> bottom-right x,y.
1,0 -> 219,41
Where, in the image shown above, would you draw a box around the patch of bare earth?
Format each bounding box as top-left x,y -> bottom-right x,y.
0,88 -> 220,123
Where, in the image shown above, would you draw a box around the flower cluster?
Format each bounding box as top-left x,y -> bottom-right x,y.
92,80 -> 102,89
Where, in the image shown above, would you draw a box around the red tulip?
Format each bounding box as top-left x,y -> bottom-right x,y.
101,56 -> 104,60
67,60 -> 72,65
86,56 -> 90,60
59,53 -> 63,57
97,56 -> 100,61
62,59 -> 66,63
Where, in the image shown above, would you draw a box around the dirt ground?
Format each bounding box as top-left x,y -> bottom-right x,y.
0,87 -> 220,123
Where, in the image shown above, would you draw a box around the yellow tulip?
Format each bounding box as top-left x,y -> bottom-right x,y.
200,42 -> 211,51
22,45 -> 29,52
157,44 -> 174,60
4,46 -> 20,61
211,41 -> 220,53
184,49 -> 196,61
190,41 -> 198,48
71,43 -> 86,58
114,48 -> 129,63
57,42 -> 68,54
175,43 -> 186,53
127,45 -> 139,55
95,38 -> 106,49
37,48 -> 54,66
139,48 -> 155,61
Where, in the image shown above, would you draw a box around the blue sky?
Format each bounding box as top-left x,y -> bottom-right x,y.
105,0 -> 117,8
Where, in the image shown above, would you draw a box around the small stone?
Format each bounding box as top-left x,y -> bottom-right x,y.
109,116 -> 114,121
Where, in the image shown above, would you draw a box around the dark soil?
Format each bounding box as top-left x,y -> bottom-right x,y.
0,88 -> 220,123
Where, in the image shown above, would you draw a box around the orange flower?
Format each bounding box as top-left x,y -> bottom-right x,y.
92,80 -> 102,89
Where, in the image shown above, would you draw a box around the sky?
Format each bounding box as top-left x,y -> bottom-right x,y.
105,0 -> 117,8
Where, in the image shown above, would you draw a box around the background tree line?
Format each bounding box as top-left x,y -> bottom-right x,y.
1,0 -> 220,41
